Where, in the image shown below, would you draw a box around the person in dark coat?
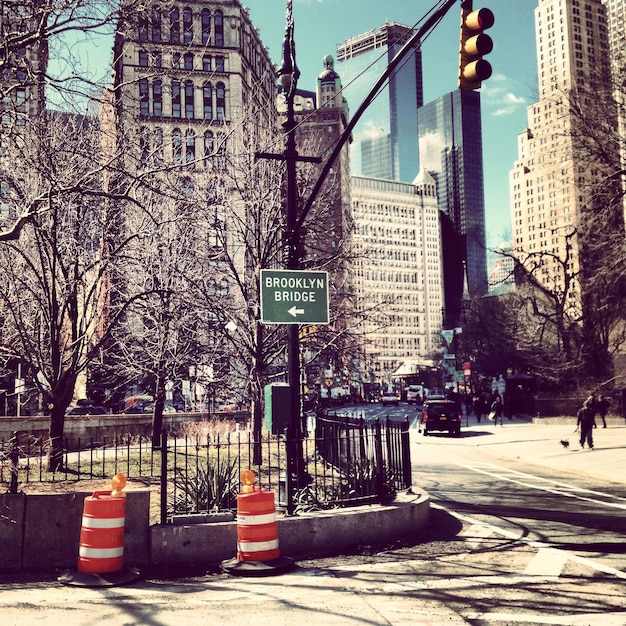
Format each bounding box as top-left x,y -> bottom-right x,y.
597,394 -> 610,428
577,400 -> 596,449
491,395 -> 503,426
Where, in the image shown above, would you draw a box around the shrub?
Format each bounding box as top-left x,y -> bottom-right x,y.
169,456 -> 239,515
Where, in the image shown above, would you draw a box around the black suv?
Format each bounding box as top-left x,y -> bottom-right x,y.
419,399 -> 461,437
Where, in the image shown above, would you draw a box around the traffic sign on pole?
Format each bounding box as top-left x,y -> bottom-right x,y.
260,269 -> 329,324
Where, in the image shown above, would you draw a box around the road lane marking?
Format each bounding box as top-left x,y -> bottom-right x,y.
432,502 -> 626,580
523,547 -> 568,576
457,462 -> 626,510
464,611 -> 626,625
457,523 -> 496,549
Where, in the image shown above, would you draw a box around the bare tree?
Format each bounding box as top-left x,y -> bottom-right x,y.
0,0 -> 120,242
0,112 -> 150,469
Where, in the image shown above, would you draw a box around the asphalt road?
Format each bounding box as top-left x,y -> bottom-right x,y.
322,402 -> 626,623
2,404 -> 626,625
409,420 -> 626,624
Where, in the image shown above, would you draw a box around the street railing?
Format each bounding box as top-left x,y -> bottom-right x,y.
1,414 -> 412,521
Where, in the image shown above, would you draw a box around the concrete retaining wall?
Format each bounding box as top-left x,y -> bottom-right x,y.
0,489 -> 151,573
0,411 -> 249,450
1,489 -> 430,572
151,490 -> 430,567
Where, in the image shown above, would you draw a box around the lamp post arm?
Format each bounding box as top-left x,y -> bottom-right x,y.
296,0 -> 458,234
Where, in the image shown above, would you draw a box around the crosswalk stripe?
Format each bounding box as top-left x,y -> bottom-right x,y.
458,523 -> 495,549
523,547 -> 568,576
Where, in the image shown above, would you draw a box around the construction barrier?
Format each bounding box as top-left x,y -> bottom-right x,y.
221,469 -> 293,576
236,488 -> 280,562
77,490 -> 126,574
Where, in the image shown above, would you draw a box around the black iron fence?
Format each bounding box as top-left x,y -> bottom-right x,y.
1,414 -> 412,522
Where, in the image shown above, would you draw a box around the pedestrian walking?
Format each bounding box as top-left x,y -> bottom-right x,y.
577,399 -> 596,449
490,395 -> 503,426
473,395 -> 484,423
597,394 -> 610,428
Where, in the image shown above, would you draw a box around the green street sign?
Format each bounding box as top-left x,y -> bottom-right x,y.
260,269 -> 329,324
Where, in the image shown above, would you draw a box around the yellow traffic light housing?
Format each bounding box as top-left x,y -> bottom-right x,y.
459,2 -> 494,90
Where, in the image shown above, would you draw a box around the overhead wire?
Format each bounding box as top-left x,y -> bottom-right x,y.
253,0 -> 456,164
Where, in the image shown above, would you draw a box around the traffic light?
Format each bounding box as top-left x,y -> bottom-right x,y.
458,1 -> 494,90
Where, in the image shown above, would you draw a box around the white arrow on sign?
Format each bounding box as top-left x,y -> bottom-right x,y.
288,306 -> 305,317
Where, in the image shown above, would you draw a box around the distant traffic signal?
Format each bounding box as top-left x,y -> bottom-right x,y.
458,1 -> 494,90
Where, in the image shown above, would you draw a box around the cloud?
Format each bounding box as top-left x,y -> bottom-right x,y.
481,73 -> 527,117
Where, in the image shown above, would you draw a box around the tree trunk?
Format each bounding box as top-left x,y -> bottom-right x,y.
152,374 -> 166,449
48,405 -> 67,472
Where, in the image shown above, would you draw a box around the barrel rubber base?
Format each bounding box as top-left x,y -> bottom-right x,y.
221,556 -> 295,577
57,566 -> 141,587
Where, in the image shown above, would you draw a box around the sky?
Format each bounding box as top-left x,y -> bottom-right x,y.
243,0 -> 538,248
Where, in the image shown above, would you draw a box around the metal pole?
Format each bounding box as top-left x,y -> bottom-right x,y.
281,0 -> 303,515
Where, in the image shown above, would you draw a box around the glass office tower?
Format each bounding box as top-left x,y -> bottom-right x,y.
418,89 -> 488,327
337,23 -> 423,183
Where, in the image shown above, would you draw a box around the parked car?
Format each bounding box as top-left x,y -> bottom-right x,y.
419,399 -> 461,437
406,385 -> 423,404
381,391 -> 400,406
425,388 -> 446,400
66,405 -> 108,416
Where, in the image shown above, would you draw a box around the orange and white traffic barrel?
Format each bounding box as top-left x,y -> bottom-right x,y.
221,469 -> 293,576
235,468 -> 280,562
59,474 -> 140,587
77,474 -> 127,574
236,488 -> 280,562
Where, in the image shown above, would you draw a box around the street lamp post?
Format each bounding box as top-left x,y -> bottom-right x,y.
274,1 -> 319,513
278,2 -> 302,501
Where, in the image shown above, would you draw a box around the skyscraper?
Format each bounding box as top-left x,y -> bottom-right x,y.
336,23 -> 423,183
509,0 -> 615,309
351,171 -> 443,382
418,89 -> 488,328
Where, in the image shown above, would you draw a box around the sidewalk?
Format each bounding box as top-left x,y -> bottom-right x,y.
1,417 -> 626,626
454,413 -> 626,485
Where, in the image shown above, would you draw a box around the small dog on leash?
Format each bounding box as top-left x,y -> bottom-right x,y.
560,439 -> 570,449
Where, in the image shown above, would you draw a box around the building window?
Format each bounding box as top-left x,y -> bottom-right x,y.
154,127 -> 164,166
152,51 -> 162,67
172,80 -> 181,117
183,7 -> 193,44
139,127 -> 150,166
0,181 -> 11,217
138,13 -> 148,42
184,80 -> 194,118
203,84 -> 212,119
216,132 -> 226,169
184,52 -> 193,70
202,9 -> 211,45
172,52 -> 181,69
214,10 -> 224,46
202,55 -> 211,71
152,79 -> 162,116
139,78 -> 149,116
216,82 -> 225,120
204,130 -> 214,167
215,57 -> 224,72
151,5 -> 162,42
185,130 -> 196,170
16,86 -> 26,106
172,128 -> 182,164
169,7 -> 180,44
139,50 -> 148,67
